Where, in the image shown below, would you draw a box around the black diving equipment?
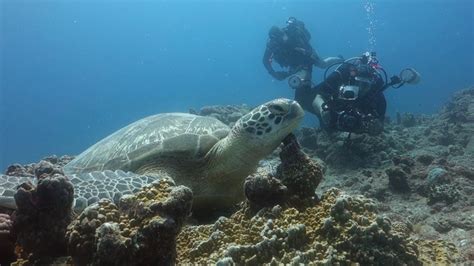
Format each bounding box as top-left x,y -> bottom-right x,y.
336,109 -> 362,132
335,109 -> 383,135
338,85 -> 360,101
288,74 -> 303,89
288,69 -> 311,89
323,52 -> 388,86
319,52 -> 420,135
287,16 -> 297,25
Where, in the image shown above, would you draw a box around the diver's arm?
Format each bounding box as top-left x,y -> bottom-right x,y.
380,75 -> 403,91
263,46 -> 290,81
263,47 -> 276,75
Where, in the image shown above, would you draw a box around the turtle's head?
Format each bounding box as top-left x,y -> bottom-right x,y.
232,98 -> 304,154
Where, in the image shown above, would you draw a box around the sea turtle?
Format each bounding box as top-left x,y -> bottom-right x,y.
0,98 -> 304,213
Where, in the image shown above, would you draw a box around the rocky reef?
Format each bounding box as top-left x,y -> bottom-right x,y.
244,133 -> 323,211
293,86 -> 474,263
176,188 -> 458,264
12,173 -> 74,264
0,213 -> 15,264
66,179 -> 192,265
275,133 -> 323,201
5,155 -> 73,178
1,161 -> 192,265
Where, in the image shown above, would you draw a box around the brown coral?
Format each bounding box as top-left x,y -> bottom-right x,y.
12,174 -> 74,263
0,213 -> 15,264
176,188 -> 428,264
276,133 -> 323,200
66,179 -> 192,265
416,239 -> 460,264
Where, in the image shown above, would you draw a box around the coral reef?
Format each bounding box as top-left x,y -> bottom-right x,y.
176,188 -> 455,264
13,174 -> 74,263
427,184 -> 461,205
386,167 -> 410,192
0,213 -> 15,264
416,239 -> 460,265
439,87 -> 474,123
297,128 -> 399,170
5,164 -> 34,178
397,112 -> 418,127
299,86 -> 474,263
66,179 -> 192,265
33,160 -> 64,179
244,133 -> 323,211
4,155 -> 73,177
276,133 -> 323,200
244,174 -> 287,211
3,87 -> 473,264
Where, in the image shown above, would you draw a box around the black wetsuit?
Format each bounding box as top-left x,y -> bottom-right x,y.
262,35 -> 313,71
262,23 -> 317,95
310,63 -> 387,131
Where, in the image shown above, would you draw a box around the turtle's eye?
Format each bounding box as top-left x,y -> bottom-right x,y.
268,104 -> 287,115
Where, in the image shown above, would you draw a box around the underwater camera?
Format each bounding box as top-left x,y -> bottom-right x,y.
335,110 -> 383,135
335,110 -> 362,132
338,85 -> 360,101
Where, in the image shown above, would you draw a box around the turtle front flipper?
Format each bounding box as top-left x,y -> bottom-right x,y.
0,175 -> 36,209
69,170 -> 170,211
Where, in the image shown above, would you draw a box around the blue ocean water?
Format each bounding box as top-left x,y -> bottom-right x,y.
1,0 -> 473,170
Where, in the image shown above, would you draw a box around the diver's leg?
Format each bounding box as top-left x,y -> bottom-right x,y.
312,94 -> 325,117
293,66 -> 317,114
312,94 -> 332,127
294,86 -> 316,114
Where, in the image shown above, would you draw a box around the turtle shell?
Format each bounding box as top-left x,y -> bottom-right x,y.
63,113 -> 230,175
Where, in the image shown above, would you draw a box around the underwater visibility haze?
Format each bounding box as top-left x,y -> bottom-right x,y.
1,0 -> 473,169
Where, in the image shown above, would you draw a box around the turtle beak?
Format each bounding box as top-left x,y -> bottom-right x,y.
287,100 -> 305,121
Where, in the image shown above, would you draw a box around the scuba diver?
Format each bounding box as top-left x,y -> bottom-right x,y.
305,51 -> 420,135
262,17 -> 344,96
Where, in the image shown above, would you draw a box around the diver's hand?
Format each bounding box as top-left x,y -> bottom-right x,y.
272,71 -> 290,81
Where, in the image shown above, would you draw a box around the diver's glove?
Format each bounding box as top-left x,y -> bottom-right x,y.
272,71 -> 290,81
